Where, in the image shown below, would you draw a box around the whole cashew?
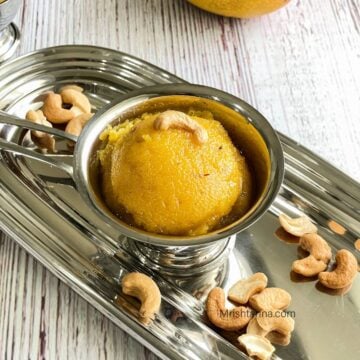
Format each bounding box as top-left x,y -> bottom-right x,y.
256,310 -> 295,336
228,273 -> 268,304
279,213 -> 317,237
238,334 -> 275,360
300,233 -> 332,263
60,88 -> 92,114
249,287 -> 292,311
42,93 -> 76,123
153,110 -> 208,144
292,255 -> 328,277
292,233 -> 332,277
318,249 -> 358,289
65,113 -> 93,137
122,272 -> 161,324
206,287 -> 253,331
26,109 -> 55,152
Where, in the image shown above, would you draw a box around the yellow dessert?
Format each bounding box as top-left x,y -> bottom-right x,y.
187,0 -> 290,18
98,109 -> 253,236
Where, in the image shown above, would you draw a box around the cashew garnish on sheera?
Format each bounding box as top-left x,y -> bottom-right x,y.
319,249 -> 358,289
292,233 -> 332,277
121,272 -> 161,324
206,287 -> 253,331
153,110 -> 208,144
228,272 -> 268,304
279,213 -> 317,237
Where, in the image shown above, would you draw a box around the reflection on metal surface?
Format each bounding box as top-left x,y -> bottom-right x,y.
0,0 -> 21,61
0,46 -> 359,360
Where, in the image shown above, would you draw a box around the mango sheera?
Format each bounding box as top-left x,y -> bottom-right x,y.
98,110 -> 253,236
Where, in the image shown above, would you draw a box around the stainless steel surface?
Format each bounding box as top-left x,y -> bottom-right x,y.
0,45 -> 359,360
0,23 -> 20,61
0,0 -> 21,31
74,84 -> 284,247
0,0 -> 21,60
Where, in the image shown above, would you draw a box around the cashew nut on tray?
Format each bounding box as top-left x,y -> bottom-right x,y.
292,233 -> 332,277
238,334 -> 275,360
60,87 -> 92,114
121,272 -> 161,324
279,213 -> 317,237
65,113 -> 93,137
246,312 -> 294,346
206,287 -> 253,331
153,110 -> 208,144
42,92 -> 77,123
319,249 -> 358,289
26,109 -> 55,152
249,287 -> 292,311
228,272 -> 268,304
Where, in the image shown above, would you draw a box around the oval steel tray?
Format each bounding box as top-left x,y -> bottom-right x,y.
0,45 -> 359,360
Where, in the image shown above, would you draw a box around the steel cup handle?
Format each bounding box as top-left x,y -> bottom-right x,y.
0,111 -> 75,176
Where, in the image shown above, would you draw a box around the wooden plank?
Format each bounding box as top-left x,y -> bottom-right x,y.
1,0 -> 359,358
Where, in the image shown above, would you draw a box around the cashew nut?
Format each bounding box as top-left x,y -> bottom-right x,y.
42,93 -> 76,123
206,287 -> 253,331
292,233 -> 332,277
153,110 -> 208,144
59,84 -> 84,93
318,249 -> 358,289
238,334 -> 275,360
65,113 -> 93,137
247,315 -> 293,346
26,109 -> 55,153
266,331 -> 291,346
256,310 -> 295,336
292,255 -> 328,277
228,273 -> 268,304
121,272 -> 161,324
299,233 -> 332,263
249,288 -> 292,311
279,213 -> 317,237
247,317 -> 267,337
60,88 -> 92,114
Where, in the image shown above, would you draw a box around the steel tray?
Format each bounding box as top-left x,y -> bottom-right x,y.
0,45 -> 359,360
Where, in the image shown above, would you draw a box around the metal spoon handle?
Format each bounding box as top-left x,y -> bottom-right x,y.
0,138 -> 74,176
0,111 -> 77,143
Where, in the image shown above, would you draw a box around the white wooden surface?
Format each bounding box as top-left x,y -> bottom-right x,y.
1,0 -> 359,359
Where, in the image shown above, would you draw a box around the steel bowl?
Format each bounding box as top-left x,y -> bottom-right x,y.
74,83 -> 284,246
